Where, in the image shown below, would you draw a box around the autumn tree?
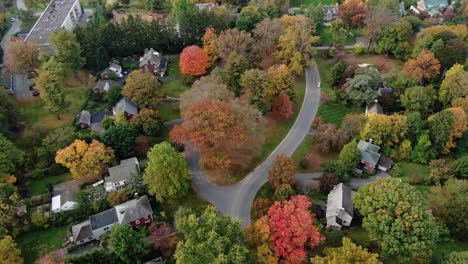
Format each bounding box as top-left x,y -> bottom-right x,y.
251,198 -> 273,220
215,28 -> 256,61
0,183 -> 21,234
353,178 -> 438,261
55,139 -> 114,182
403,50 -> 441,83
49,29 -> 85,76
237,5 -> 264,31
150,223 -> 176,258
338,140 -> 360,169
312,120 -> 350,153
439,64 -> 467,106
179,45 -> 210,76
144,142 -> 190,203
202,27 -> 218,64
428,108 -> 466,154
271,93 -> 294,120
253,17 -> 283,56
179,74 -> 234,111
268,64 -> 296,101
101,125 -> 137,159
275,15 -> 319,75
360,114 -> 407,148
341,113 -> 367,138
250,0 -> 289,17
223,53 -> 250,95
109,224 -> 149,264
122,69 -> 164,108
400,86 -> 434,113
428,159 -> 453,184
0,134 -> 25,175
240,69 -> 274,112
244,216 -> 278,263
338,0 -> 368,28
364,5 -> 397,49
107,189 -> 128,206
311,237 -> 381,264
0,236 -> 24,264
319,173 -> 340,193
34,57 -> 69,119
130,108 -> 163,136
268,154 -> 295,188
267,195 -> 324,263
174,206 -> 249,263
273,183 -> 296,201
5,38 -> 39,74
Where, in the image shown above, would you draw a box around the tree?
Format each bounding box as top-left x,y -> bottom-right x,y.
0,236 -> 23,264
273,183 -> 296,201
109,224 -> 149,264
174,206 -> 249,263
429,178 -> 467,240
107,189 -> 128,206
427,159 -> 453,184
400,86 -> 433,113
353,178 -> 438,261
101,125 -> 137,159
55,139 -> 114,182
130,108 -> 163,136
144,142 -> 190,203
328,61 -> 348,87
275,15 -> 320,75
237,5 -> 264,31
74,16 -> 109,71
150,223 -> 176,258
403,50 -> 441,83
250,0 -> 289,17
0,182 -> 20,234
405,111 -> 424,144
240,69 -> 274,112
202,27 -> 218,64
253,17 -> 283,56
434,37 -> 466,70
267,64 -> 296,101
216,28 -> 256,61
442,251 -> 468,264
34,57 -> 69,119
0,135 -> 25,175
251,198 -> 272,220
364,5 -> 397,49
360,114 -> 407,148
305,3 -> 325,31
410,130 -> 437,163
311,237 -> 381,264
179,45 -> 210,76
268,154 -> 295,188
338,141 -> 360,169
144,0 -> 162,11
346,73 -> 380,105
313,120 -> 350,153
171,0 -> 196,23
341,113 -> 367,138
452,155 -> 468,178
36,127 -> 75,169
271,93 -> 294,120
222,53 -> 250,96
429,108 -> 466,154
4,38 -> 40,74
122,70 -> 164,109
0,92 -> 19,137
319,173 -> 340,193
375,19 -> 412,59
439,64 -> 467,106
179,74 -> 234,112
49,29 -> 85,76
338,0 -> 368,28
105,84 -> 123,105
267,195 -> 324,263
170,100 -> 246,170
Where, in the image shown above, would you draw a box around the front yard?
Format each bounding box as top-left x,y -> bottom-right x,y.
16,226 -> 68,264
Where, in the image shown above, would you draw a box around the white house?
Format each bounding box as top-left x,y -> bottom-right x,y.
51,190 -> 78,213
326,183 -> 354,229
71,220 -> 94,245
104,157 -> 140,192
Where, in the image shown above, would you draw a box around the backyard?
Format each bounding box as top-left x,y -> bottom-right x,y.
291,135 -> 338,173
291,0 -> 333,7
16,226 -> 68,264
28,173 -> 73,196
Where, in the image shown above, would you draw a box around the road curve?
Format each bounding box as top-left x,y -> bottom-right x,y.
188,63 -> 321,226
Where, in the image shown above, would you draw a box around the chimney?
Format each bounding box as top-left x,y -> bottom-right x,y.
134,192 -> 140,200
369,138 -> 373,144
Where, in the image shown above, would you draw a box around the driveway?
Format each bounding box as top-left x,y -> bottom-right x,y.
188,63 -> 321,226
16,0 -> 28,11
0,19 -> 22,51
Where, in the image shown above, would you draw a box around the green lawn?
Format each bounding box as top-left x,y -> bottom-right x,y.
29,173 -> 73,196
314,58 -> 335,97
317,103 -> 358,127
16,226 -> 68,264
167,56 -> 182,78
160,104 -> 180,122
317,27 -> 356,46
291,0 -> 333,7
291,135 -> 313,166
163,80 -> 189,98
394,162 -> 430,182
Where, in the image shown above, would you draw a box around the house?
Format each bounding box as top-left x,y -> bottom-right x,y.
104,157 -> 140,192
75,110 -> 91,129
139,48 -> 169,77
16,205 -> 27,217
411,0 -> 448,16
196,3 -> 215,11
25,0 -> 83,49
93,80 -> 117,93
365,100 -> 383,116
326,183 -> 353,229
113,98 -> 138,119
100,62 -> 123,79
51,190 -> 78,213
323,4 -> 339,22
71,195 -> 154,244
356,140 -> 382,174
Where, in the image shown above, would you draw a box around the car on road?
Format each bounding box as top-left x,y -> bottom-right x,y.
32,89 -> 40,96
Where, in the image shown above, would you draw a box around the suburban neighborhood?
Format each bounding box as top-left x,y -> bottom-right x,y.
0,0 -> 467,263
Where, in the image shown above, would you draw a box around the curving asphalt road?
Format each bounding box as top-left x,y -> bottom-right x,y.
188,63 -> 321,226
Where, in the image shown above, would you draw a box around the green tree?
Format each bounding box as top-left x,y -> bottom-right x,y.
439,64 -> 467,106
323,160 -> 351,182
273,183 -> 296,201
0,183 -> 20,233
125,173 -> 147,197
36,127 -> 75,169
353,178 -> 438,261
240,68 -> 273,112
338,141 -> 360,169
311,237 -> 381,264
346,74 -> 380,105
442,251 -> 468,264
170,0 -> 196,23
101,125 -> 137,159
144,142 -> 190,203
122,69 -> 164,109
236,5 -> 264,31
130,108 -> 163,136
328,61 -> 348,87
375,19 -> 412,59
428,110 -> 454,155
400,86 -> 433,113
306,3 -> 325,31
50,29 -> 85,76
0,92 -> 19,137
74,16 -> 109,71
0,134 -> 25,175
410,130 -> 436,164
34,57 -> 69,119
405,112 -> 424,144
0,235 -> 24,264
105,84 -> 123,105
109,224 -> 149,264
223,53 -> 249,96
174,206 -> 250,263
452,155 -> 468,178
144,0 -> 161,11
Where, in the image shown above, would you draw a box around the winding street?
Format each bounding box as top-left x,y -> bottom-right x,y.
187,63 -> 321,226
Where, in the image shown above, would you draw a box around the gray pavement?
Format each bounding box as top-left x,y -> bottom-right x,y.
17,0 -> 28,11
0,19 -> 22,50
188,63 -> 322,226
163,118 -> 183,127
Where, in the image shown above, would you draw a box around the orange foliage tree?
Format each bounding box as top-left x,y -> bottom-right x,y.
202,27 -> 218,65
170,99 -> 246,170
403,50 -> 441,83
268,153 -> 295,188
271,93 -> 294,120
338,0 -> 368,28
179,45 -> 210,76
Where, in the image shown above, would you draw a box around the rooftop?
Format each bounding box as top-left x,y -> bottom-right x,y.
90,208 -> 118,230
326,183 -> 354,217
357,140 -> 381,166
105,158 -> 140,183
72,220 -> 93,241
114,195 -> 153,225
25,0 -> 79,46
114,98 -> 138,115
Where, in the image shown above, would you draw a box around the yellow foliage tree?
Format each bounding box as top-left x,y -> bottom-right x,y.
0,236 -> 24,264
440,107 -> 466,152
360,114 -> 407,148
418,24 -> 468,42
244,217 -> 278,264
311,237 -> 381,264
202,27 -> 218,65
55,139 -> 114,182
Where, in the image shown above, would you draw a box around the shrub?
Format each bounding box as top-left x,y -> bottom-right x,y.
410,174 -> 424,185
353,44 -> 365,54
452,155 -> 468,178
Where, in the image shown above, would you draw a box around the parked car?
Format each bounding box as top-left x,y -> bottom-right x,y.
29,84 -> 36,90
11,17 -> 16,22
32,89 -> 40,96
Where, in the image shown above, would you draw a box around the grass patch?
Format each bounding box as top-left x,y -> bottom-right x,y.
291,135 -> 313,166
291,137 -> 339,173
314,57 -> 335,97
318,27 -> 356,46
163,80 -> 189,98
394,162 -> 430,183
317,103 -> 357,127
254,182 -> 275,201
291,0 -> 332,7
16,226 -> 68,264
167,56 -> 182,78
345,226 -> 375,250
29,173 -> 73,196
160,104 -> 180,122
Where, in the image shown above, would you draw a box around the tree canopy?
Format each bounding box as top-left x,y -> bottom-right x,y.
109,224 -> 149,264
0,135 -> 25,175
311,237 -> 381,264
122,69 -> 164,109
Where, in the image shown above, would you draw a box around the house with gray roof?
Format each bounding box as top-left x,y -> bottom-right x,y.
72,220 -> 94,245
326,183 -> 354,229
139,48 -> 168,77
93,79 -> 118,94
114,195 -> 153,227
365,101 -> 383,116
75,110 -> 91,129
357,140 -> 382,174
323,4 -> 339,22
100,62 -> 123,80
411,0 -> 448,16
113,98 -> 138,119
51,190 -> 78,213
105,157 -> 140,192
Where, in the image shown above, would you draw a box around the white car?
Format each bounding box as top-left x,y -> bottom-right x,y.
317,81 -> 321,88
11,17 -> 16,22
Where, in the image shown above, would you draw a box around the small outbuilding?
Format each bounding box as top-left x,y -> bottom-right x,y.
51,190 -> 78,213
75,110 -> 91,129
93,79 -> 118,93
100,62 -> 123,79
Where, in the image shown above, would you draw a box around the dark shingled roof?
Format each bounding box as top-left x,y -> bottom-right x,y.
115,195 -> 153,225
341,184 -> 353,217
72,220 -> 93,241
90,208 -> 118,230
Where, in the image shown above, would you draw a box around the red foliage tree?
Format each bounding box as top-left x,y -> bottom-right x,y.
403,50 -> 441,82
271,93 -> 294,120
338,0 -> 368,28
150,223 -> 177,258
179,45 -> 210,76
267,195 -> 324,263
443,8 -> 456,21
169,99 -> 246,170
